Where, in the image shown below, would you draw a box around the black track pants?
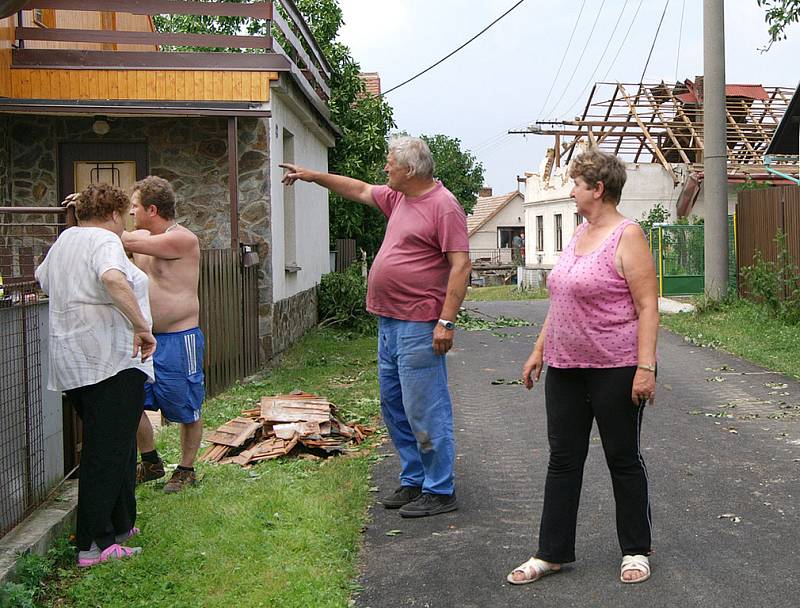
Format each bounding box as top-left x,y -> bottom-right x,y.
536,366 -> 652,563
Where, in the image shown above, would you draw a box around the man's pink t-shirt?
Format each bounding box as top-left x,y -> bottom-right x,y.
367,182 -> 469,322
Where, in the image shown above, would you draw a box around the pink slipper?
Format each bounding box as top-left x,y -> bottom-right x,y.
77,543 -> 142,568
114,527 -> 140,543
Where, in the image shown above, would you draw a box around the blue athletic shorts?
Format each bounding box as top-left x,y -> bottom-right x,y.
144,327 -> 205,424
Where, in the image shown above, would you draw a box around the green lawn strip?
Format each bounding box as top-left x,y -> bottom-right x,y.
465,285 -> 547,301
56,327 -> 380,608
660,299 -> 800,379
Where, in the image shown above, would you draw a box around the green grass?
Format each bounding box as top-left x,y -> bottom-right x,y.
52,327 -> 381,608
465,284 -> 548,301
660,298 -> 800,379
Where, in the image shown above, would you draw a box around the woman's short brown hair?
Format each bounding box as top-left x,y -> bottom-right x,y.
132,175 -> 176,220
76,183 -> 130,222
569,149 -> 628,204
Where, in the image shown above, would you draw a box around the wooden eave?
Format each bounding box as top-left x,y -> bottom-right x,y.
1,0 -> 335,127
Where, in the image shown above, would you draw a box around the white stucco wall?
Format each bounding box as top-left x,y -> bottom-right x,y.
523,162 -> 685,267
268,86 -> 333,302
469,194 -> 525,250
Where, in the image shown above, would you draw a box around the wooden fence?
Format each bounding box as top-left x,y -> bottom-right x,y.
736,185 -> 800,298
198,248 -> 260,398
736,186 -> 800,265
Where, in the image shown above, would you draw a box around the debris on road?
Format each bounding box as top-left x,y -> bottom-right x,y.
200,391 -> 375,467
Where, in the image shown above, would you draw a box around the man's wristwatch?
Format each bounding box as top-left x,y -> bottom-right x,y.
437,319 -> 455,330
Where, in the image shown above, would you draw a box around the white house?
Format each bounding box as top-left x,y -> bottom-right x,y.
467,188 -> 524,264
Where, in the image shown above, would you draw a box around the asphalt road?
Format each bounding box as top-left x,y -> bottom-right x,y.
355,300 -> 800,608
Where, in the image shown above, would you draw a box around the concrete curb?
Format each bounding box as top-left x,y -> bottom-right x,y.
658,296 -> 695,314
0,480 -> 78,585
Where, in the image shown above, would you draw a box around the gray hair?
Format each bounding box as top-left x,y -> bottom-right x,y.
387,136 -> 435,179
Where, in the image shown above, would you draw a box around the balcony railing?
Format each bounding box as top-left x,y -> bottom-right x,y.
470,248 -> 522,267
14,0 -> 331,104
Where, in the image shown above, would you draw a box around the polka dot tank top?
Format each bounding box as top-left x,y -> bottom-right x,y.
544,219 -> 640,369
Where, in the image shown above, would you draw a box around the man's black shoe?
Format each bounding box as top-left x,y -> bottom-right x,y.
381,485 -> 422,509
398,492 -> 458,518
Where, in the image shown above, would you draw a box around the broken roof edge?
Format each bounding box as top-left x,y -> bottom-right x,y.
766,81 -> 800,156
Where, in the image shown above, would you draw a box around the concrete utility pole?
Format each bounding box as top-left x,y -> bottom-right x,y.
703,0 -> 729,299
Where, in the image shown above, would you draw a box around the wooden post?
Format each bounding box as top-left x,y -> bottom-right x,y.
228,116 -> 239,250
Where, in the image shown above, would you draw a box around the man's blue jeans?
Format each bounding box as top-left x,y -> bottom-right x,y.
377,316 -> 455,495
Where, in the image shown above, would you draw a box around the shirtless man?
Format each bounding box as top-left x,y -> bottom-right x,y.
122,176 -> 204,494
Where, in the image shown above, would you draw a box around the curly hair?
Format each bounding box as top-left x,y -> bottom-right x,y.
131,175 -> 176,220
75,183 -> 130,222
569,149 -> 628,204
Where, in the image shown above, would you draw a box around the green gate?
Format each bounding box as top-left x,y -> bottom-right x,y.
649,217 -> 737,296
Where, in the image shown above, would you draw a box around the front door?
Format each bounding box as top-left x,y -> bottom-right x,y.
59,142 -> 148,230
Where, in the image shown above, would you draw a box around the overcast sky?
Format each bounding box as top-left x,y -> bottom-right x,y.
336,0 -> 800,194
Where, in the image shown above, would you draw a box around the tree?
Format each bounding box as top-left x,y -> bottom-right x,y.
421,134 -> 484,215
757,0 -> 800,47
154,0 -> 395,255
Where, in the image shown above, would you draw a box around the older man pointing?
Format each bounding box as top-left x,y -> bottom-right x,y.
281,136 -> 471,517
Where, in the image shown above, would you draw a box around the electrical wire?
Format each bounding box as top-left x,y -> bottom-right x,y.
542,0 -> 607,119
639,0 -> 671,83
602,0 -> 645,80
535,0 -> 588,118
382,0 -> 527,96
675,0 -> 686,81
556,0 -> 631,119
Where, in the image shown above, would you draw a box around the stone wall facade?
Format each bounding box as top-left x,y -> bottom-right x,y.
270,286 -> 318,356
0,113 -> 282,361
1,112 -> 323,363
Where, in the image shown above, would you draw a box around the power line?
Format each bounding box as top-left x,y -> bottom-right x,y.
535,0 -> 588,118
602,0 -> 645,81
639,0 -> 671,83
542,0 -> 607,119
675,0 -> 686,81
382,0 -> 527,96
556,0 -> 631,119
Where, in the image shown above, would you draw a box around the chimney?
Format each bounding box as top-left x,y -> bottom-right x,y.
478,187 -> 493,198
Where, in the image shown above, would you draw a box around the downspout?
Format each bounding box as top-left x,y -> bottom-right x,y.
764,154 -> 800,185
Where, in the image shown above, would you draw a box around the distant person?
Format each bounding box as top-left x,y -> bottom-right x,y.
37,183 -> 155,567
507,149 -> 658,585
512,231 -> 524,265
280,136 -> 471,517
123,176 -> 204,494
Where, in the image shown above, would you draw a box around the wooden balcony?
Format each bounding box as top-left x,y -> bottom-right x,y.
5,0 -> 331,110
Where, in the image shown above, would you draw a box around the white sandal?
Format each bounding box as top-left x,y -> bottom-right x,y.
506,557 -> 560,585
620,554 -> 651,584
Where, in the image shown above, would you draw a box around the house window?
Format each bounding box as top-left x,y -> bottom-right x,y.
33,9 -> 56,28
575,213 -> 584,227
497,227 -> 517,248
282,129 -> 298,272
555,214 -> 563,252
536,215 -> 544,251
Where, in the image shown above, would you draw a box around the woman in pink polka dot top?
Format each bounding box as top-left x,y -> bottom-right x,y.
508,149 -> 659,586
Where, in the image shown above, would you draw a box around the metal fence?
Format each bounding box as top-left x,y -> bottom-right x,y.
650,218 -> 737,296
1,206 -> 75,284
0,281 -> 46,537
199,248 -> 260,398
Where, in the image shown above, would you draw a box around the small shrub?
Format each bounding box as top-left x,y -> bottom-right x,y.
318,264 -> 376,334
0,582 -> 36,608
740,231 -> 800,324
13,554 -> 51,590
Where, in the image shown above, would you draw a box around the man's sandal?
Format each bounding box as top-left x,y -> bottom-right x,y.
506,557 -> 560,585
620,554 -> 651,584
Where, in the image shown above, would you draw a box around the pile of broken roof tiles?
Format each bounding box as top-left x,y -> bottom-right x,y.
200,391 -> 374,467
